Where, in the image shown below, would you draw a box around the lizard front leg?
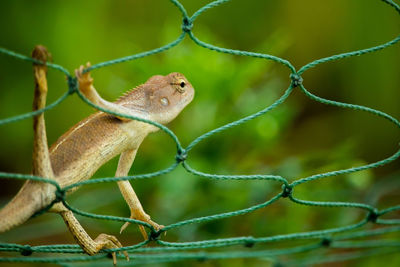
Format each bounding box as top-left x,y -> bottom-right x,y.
75,63 -> 144,121
117,150 -> 164,239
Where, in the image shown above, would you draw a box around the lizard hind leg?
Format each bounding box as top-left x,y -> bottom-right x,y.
60,209 -> 129,265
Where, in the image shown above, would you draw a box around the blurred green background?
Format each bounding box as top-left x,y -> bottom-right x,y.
0,0 -> 400,266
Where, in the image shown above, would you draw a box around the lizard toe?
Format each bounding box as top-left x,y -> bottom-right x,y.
94,233 -> 129,265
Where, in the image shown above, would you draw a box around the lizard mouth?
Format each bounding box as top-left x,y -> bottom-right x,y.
182,85 -> 194,107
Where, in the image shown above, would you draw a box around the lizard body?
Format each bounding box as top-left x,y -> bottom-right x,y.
0,46 -> 194,264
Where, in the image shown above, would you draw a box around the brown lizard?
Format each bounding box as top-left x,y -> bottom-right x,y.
0,46 -> 194,264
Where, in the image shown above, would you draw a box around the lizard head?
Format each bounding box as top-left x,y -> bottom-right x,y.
145,72 -> 195,124
118,72 -> 194,125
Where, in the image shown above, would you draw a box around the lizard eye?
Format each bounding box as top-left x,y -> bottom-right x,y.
174,78 -> 186,93
160,97 -> 169,106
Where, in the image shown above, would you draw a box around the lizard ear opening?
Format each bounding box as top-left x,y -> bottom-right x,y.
160,97 -> 169,106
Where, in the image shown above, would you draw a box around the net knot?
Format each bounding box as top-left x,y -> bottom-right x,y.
149,230 -> 162,241
182,17 -> 193,32
281,184 -> 293,198
21,245 -> 33,256
176,148 -> 187,163
367,210 -> 379,223
289,73 -> 303,87
55,189 -> 66,203
321,237 -> 332,247
67,76 -> 78,95
244,238 -> 255,248
106,252 -> 114,259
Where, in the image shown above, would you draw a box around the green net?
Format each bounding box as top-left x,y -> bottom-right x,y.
1,0 -> 400,266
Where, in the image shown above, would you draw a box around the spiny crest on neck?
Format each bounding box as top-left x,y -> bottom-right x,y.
115,84 -> 145,104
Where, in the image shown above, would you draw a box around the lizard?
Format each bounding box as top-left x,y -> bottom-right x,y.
0,45 -> 195,264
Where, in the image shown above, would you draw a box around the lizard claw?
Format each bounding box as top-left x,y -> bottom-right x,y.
93,233 -> 129,266
75,62 -> 93,86
75,62 -> 97,103
120,213 -> 164,240
120,221 -> 131,234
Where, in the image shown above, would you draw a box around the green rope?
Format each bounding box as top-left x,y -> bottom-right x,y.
0,0 -> 400,265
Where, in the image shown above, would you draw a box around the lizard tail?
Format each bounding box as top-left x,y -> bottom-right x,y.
0,181 -> 54,232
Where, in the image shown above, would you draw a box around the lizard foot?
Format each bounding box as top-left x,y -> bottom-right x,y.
60,210 -> 128,265
75,62 -> 94,98
93,233 -> 129,266
120,213 -> 164,240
